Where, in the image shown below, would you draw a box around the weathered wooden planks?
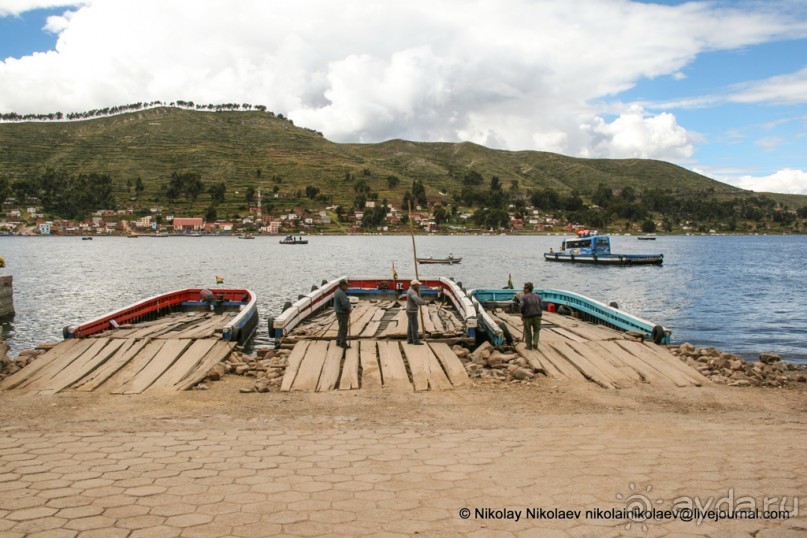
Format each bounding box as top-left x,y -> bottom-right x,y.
338,345 -> 361,390
430,343 -> 471,387
38,339 -> 126,395
292,340 -> 330,391
0,338 -> 85,390
75,339 -> 150,392
376,341 -> 412,391
359,340 -> 382,389
317,342 -> 344,392
401,343 -> 452,391
280,341 -> 311,392
115,339 -> 193,394
147,339 -> 218,391
175,340 -> 236,391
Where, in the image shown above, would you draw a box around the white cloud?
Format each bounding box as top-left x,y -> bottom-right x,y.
0,0 -> 804,165
0,1 -> 83,17
700,167 -> 807,194
581,106 -> 695,160
730,66 -> 807,105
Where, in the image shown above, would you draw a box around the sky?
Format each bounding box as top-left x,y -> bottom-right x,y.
0,0 -> 806,195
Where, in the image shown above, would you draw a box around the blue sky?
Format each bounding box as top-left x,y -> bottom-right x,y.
0,0 -> 806,194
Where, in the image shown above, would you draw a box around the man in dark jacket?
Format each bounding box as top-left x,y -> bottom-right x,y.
334,280 -> 352,348
520,282 -> 543,350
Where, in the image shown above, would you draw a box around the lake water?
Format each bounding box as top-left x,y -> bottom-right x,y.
2,234 -> 805,363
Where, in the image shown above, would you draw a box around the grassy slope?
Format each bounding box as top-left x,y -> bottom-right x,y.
1,107 -> 804,212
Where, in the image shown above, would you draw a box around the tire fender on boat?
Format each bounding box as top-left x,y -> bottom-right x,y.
497,321 -> 513,345
282,301 -> 293,312
311,284 -> 318,291
609,301 -> 619,309
557,305 -> 572,316
651,324 -> 665,345
266,316 -> 275,338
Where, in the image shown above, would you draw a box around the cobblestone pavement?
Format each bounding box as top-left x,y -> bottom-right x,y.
1,416 -> 805,537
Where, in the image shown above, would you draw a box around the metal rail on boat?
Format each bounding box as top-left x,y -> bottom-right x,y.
271,276 -> 477,339
470,288 -> 670,346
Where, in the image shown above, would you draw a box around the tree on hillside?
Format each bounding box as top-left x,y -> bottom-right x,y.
245,186 -> 256,204
166,171 -> 204,202
463,171 -> 484,186
134,176 -> 144,197
209,182 -> 227,204
305,185 -> 320,199
205,205 -> 217,222
387,175 -> 400,189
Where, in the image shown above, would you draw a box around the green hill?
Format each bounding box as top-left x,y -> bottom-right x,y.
0,106 -> 804,221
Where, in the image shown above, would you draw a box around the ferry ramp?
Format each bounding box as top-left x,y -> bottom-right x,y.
0,312 -> 237,394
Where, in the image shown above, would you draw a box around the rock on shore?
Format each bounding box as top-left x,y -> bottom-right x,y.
669,343 -> 806,387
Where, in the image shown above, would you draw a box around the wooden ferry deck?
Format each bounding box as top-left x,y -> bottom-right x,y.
488,308 -> 708,388
0,312 -> 237,394
279,300 -> 471,392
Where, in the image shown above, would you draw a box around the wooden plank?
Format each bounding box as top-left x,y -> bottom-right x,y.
349,304 -> 377,337
125,314 -> 190,339
548,326 -> 588,343
317,342 -> 344,392
429,308 -> 446,334
291,340 -> 329,391
74,339 -> 149,392
21,339 -> 111,392
104,340 -> 167,392
175,340 -> 235,390
38,339 -> 126,394
566,341 -> 642,387
0,339 -> 84,390
401,343 -> 429,391
402,343 -> 452,390
378,309 -> 407,338
533,344 -> 586,382
172,314 -> 229,339
338,345 -> 360,390
118,339 -> 193,394
377,341 -> 412,391
429,343 -> 471,387
514,342 -> 558,377
280,341 -> 311,392
548,341 -> 615,388
614,341 -> 691,387
420,306 -> 437,334
147,339 -> 218,391
359,340 -> 382,389
641,342 -> 710,386
591,341 -> 675,388
360,321 -> 380,338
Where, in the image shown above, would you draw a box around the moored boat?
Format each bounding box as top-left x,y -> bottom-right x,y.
417,254 -> 462,265
279,235 -> 308,245
63,287 -> 258,344
544,230 -> 663,265
470,287 -> 670,346
269,276 -> 476,342
238,233 -> 255,239
638,234 -> 657,240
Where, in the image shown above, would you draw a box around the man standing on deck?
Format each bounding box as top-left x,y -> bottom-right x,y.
334,279 -> 352,348
406,280 -> 430,345
520,282 -> 543,350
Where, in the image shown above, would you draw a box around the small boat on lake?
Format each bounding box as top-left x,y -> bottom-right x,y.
279,235 -> 308,245
544,230 -> 663,265
81,236 -> 93,240
638,234 -> 657,240
417,254 -> 462,265
238,233 -> 255,239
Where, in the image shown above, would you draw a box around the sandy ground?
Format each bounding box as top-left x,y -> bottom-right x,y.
1,375 -> 805,537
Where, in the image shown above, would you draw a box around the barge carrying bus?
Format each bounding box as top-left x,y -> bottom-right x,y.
544,230 -> 663,265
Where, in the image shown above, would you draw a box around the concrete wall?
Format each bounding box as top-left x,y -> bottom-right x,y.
0,275 -> 14,318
